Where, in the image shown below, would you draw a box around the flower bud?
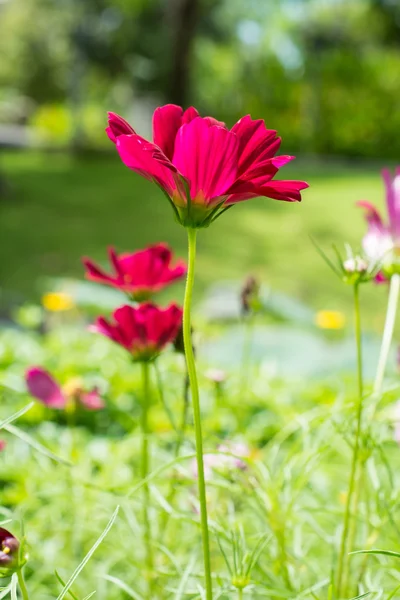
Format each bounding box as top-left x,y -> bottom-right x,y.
0,529 -> 22,576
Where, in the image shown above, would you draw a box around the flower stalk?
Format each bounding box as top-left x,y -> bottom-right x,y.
17,569 -> 29,600
141,361 -> 154,597
374,273 -> 400,395
183,228 -> 213,600
336,283 -> 364,598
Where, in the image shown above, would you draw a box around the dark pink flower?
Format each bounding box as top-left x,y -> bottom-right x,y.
0,441 -> 6,452
106,106 -> 309,227
0,528 -> 19,570
358,168 -> 400,280
82,243 -> 186,300
26,367 -> 65,409
90,302 -> 183,361
25,368 -> 105,411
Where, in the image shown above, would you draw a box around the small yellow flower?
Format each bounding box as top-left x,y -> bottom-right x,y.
42,292 -> 75,312
315,310 -> 346,330
339,491 -> 348,505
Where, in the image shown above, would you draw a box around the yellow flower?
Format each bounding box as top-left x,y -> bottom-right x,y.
42,292 -> 75,312
315,310 -> 345,330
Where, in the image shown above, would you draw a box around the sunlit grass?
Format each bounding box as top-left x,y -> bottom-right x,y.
0,151 -> 389,329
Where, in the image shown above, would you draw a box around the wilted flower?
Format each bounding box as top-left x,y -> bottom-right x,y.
358,168 -> 400,280
90,303 -> 183,361
0,529 -> 20,575
83,244 -> 186,301
106,105 -> 309,227
240,275 -> 261,316
25,368 -> 105,411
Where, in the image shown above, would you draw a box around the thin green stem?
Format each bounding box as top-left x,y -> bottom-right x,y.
336,284 -> 364,598
141,361 -> 154,598
237,588 -> 243,600
183,228 -> 213,600
17,569 -> 29,600
374,273 -> 400,395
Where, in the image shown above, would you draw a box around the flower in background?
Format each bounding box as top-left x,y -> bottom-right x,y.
90,302 -> 183,361
106,105 -> 309,227
0,528 -> 20,574
358,168 -> 400,280
25,368 -> 104,411
83,244 -> 186,301
315,310 -> 346,330
191,441 -> 251,480
0,441 -> 5,452
42,292 -> 75,312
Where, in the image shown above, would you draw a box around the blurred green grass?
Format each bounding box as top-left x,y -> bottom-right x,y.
0,151 -> 388,329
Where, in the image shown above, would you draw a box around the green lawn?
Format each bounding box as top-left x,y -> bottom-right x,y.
0,151 -> 389,328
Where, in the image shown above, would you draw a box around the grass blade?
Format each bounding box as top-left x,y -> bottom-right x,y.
56,506 -> 119,600
102,575 -> 143,600
0,403 -> 34,430
3,424 -> 72,465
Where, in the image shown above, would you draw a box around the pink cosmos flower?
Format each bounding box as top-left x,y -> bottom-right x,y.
358,168 -> 400,280
106,106 -> 309,227
90,302 -> 183,361
25,367 -> 105,411
83,243 -> 186,300
191,441 -> 250,480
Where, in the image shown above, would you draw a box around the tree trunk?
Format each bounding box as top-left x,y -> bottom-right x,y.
166,0 -> 200,107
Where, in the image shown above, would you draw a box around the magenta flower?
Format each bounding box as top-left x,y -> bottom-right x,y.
0,441 -> 6,452
358,168 -> 400,280
90,302 -> 183,361
0,528 -> 20,571
83,243 -> 186,300
106,105 -> 309,227
25,367 -> 105,411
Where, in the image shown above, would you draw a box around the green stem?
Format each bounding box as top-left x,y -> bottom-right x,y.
17,569 -> 29,600
183,228 -> 213,600
237,588 -> 243,600
141,361 -> 154,598
374,273 -> 400,395
336,284 -> 364,598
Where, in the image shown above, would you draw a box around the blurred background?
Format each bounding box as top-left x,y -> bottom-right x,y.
1,0 -> 400,334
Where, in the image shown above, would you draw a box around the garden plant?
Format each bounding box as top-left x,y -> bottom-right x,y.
1,105 -> 400,600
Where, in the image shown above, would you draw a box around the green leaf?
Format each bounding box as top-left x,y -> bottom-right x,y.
350,549 -> 400,559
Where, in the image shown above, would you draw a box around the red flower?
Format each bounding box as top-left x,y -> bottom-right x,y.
25,367 -> 105,411
106,105 -> 309,227
90,302 -> 183,361
83,243 -> 186,300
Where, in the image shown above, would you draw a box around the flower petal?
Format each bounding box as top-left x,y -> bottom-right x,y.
116,134 -> 178,196
80,388 -> 105,410
153,104 -> 184,160
231,115 -> 280,176
106,112 -> 136,143
227,179 -> 309,204
172,118 -> 239,204
25,367 -> 66,409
